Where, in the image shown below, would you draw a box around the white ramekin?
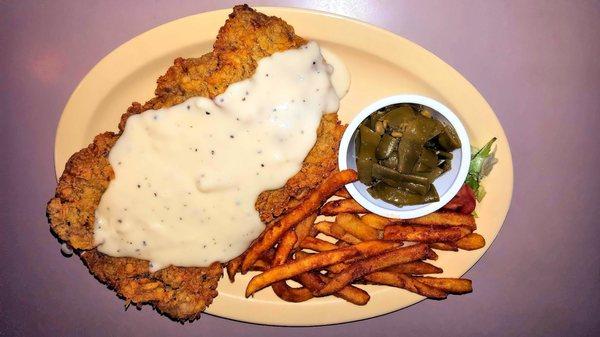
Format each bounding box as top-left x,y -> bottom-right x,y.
338,94 -> 471,219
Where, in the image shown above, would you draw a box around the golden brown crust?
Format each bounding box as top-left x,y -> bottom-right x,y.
80,251 -> 222,320
47,132 -> 117,250
46,5 -> 343,321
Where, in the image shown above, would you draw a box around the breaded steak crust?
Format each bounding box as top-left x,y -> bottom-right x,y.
47,5 -> 344,320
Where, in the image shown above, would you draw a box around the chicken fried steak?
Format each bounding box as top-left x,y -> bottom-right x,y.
47,5 -> 344,321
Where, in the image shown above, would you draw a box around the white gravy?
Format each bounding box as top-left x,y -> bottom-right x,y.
94,41 -> 350,271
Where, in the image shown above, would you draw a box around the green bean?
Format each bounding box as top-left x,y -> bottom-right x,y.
403,115 -> 443,142
358,125 -> 381,161
372,164 -> 430,185
357,158 -> 374,185
356,125 -> 381,184
380,152 -> 398,168
381,106 -> 415,130
375,134 -> 399,160
439,159 -> 452,172
437,151 -> 453,159
367,182 -> 439,206
416,167 -> 444,182
438,123 -> 461,151
380,179 -> 430,195
371,164 -> 430,195
414,149 -> 438,172
397,181 -> 430,195
396,139 -> 422,173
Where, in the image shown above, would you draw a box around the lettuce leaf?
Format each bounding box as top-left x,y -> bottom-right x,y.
466,137 -> 497,202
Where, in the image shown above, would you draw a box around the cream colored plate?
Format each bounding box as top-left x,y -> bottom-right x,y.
54,7 -> 513,326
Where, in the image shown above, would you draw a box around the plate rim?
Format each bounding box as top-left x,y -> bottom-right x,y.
53,6 -> 514,326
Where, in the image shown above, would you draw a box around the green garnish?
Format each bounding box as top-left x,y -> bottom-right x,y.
466,137 -> 497,202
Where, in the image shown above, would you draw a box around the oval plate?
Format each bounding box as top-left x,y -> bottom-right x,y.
54,7 -> 513,326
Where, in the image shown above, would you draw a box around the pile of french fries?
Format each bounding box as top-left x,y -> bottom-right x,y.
227,169 -> 485,304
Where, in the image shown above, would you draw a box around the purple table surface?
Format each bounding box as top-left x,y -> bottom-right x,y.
1,0 -> 599,336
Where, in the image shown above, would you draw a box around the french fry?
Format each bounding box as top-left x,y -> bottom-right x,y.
404,212 -> 476,231
249,258 -> 271,272
296,251 -> 445,299
317,273 -> 370,305
271,281 -> 314,302
383,225 -> 471,243
456,233 -> 486,250
292,251 -> 369,305
364,272 -> 447,299
361,211 -> 475,231
314,244 -> 431,296
226,256 -> 243,282
261,248 -> 276,263
295,250 -> 349,275
415,277 -> 473,294
296,272 -> 370,305
314,221 -> 362,244
397,274 -> 448,299
430,242 -> 459,251
246,246 -> 357,297
360,213 -> 397,230
329,259 -> 441,276
336,240 -> 351,248
427,248 -> 439,260
273,231 -> 297,265
241,169 -> 358,273
293,213 -> 317,249
299,236 -> 338,252
245,240 -> 401,297
385,261 -> 443,275
300,236 -> 399,262
270,231 -> 316,302
330,222 -> 347,238
335,213 -> 381,241
320,198 -> 367,216
296,251 -> 444,299
334,187 -> 352,199
298,239 -> 404,274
